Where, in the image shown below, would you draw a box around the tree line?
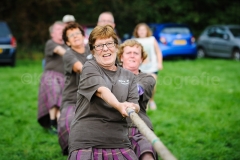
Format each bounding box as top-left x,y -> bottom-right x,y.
1,0 -> 239,47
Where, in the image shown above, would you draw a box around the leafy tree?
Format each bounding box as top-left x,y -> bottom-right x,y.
0,0 -> 239,46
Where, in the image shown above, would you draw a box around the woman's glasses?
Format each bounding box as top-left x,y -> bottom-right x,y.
67,32 -> 82,38
93,42 -> 115,51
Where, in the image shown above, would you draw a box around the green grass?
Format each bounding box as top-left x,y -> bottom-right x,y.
0,58 -> 239,160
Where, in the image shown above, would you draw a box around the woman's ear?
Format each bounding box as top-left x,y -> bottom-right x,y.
120,56 -> 123,62
66,41 -> 71,46
92,52 -> 95,57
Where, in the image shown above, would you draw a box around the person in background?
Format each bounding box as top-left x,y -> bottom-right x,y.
42,15 -> 75,69
68,25 -> 140,160
97,11 -> 115,28
79,11 -> 116,43
38,21 -> 67,134
133,23 -> 163,110
62,14 -> 76,24
118,39 -> 157,160
97,11 -> 121,44
58,22 -> 92,155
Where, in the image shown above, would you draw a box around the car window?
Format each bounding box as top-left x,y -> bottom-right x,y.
149,26 -> 157,33
215,27 -> 227,38
207,27 -> 227,39
0,22 -> 11,37
229,28 -> 240,38
161,27 -> 190,34
207,27 -> 216,37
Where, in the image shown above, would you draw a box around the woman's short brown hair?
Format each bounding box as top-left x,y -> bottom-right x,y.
62,22 -> 85,45
117,39 -> 148,64
133,23 -> 152,38
88,25 -> 119,51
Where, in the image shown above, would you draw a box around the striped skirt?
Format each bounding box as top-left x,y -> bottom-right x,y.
128,127 -> 157,159
68,148 -> 138,160
58,105 -> 75,155
37,70 -> 64,128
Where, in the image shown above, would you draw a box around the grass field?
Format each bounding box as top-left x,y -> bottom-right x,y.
0,58 -> 239,160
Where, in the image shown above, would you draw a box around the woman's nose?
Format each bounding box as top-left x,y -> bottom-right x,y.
102,44 -> 109,51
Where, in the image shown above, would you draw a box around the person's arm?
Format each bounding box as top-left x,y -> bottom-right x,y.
141,75 -> 156,102
72,61 -> 83,73
53,45 -> 66,56
153,39 -> 163,70
128,102 -> 140,113
63,50 -> 83,74
95,86 -> 139,117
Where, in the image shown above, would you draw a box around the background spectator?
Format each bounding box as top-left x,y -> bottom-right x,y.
133,23 -> 163,110
37,21 -> 67,134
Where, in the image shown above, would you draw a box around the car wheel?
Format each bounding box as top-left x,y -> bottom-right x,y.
10,53 -> 16,67
197,48 -> 205,59
232,49 -> 240,61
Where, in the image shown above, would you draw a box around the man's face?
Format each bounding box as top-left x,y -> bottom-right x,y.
51,23 -> 65,44
97,13 -> 115,28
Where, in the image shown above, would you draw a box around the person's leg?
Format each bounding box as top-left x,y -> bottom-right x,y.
58,105 -> 75,155
56,109 -> 60,120
49,106 -> 58,120
140,152 -> 155,160
49,106 -> 59,134
149,73 -> 157,110
130,128 -> 157,160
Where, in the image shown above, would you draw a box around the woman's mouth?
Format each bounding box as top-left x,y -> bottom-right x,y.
103,53 -> 111,57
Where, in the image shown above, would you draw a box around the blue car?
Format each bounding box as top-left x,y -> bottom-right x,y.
0,21 -> 17,66
148,23 -> 197,59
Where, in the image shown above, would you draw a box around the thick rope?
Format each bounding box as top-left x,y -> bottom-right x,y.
126,108 -> 177,160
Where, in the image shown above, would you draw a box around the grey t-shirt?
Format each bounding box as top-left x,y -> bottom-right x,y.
127,72 -> 156,130
68,60 -> 139,152
44,39 -> 67,74
61,46 -> 92,109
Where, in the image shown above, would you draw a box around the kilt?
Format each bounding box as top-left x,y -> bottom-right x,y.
128,127 -> 157,160
58,105 -> 75,155
68,148 -> 138,160
37,70 -> 65,128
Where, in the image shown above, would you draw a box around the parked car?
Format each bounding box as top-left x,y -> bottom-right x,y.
0,21 -> 17,66
197,25 -> 240,60
148,23 -> 197,59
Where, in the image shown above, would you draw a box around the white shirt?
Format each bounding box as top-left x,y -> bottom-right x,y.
135,36 -> 158,73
